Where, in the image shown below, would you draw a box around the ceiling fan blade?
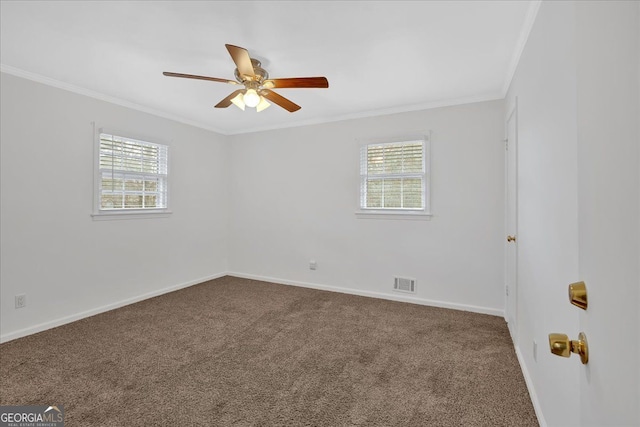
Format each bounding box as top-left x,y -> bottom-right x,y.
260,89 -> 301,112
225,44 -> 255,79
263,77 -> 329,89
215,89 -> 245,108
163,72 -> 238,85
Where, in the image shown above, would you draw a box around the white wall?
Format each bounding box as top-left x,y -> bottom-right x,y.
227,100 -> 506,314
0,73 -> 229,341
1,72 -> 507,343
506,1 -> 640,425
505,2 -> 581,425
575,2 -> 639,425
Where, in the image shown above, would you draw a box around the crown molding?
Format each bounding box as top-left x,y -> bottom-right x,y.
225,92 -> 504,135
2,63 -> 504,137
0,64 -> 228,135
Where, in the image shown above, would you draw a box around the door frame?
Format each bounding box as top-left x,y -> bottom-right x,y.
505,99 -> 518,340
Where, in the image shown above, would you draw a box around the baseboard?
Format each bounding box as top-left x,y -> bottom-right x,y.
0,272 -> 227,343
2,271 -> 504,342
514,344 -> 547,427
506,318 -> 544,426
507,319 -> 516,341
226,272 -> 504,317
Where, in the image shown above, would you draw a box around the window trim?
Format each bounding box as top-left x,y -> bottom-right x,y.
92,123 -> 172,220
356,132 -> 432,219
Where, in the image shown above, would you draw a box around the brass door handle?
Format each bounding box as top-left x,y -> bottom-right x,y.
548,332 -> 589,364
507,235 -> 516,242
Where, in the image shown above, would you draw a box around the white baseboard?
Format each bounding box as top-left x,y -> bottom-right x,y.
514,344 -> 546,427
2,271 -> 505,343
0,272 -> 226,343
226,272 -> 504,317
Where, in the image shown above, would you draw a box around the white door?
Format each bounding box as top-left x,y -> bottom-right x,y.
574,2 -> 639,425
505,103 -> 518,338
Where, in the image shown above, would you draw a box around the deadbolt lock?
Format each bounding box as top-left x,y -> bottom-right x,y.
568,281 -> 587,310
548,332 -> 589,364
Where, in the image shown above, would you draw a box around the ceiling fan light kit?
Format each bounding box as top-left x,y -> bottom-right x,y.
229,87 -> 270,112
163,44 -> 329,113
230,92 -> 246,111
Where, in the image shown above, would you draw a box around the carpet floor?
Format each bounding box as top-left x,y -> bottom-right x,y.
0,276 -> 537,426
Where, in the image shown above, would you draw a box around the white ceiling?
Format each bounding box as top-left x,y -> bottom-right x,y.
0,1 -> 537,135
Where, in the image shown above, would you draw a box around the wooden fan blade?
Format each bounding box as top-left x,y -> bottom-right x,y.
260,89 -> 301,112
215,89 -> 244,108
163,72 -> 238,85
263,77 -> 329,89
225,44 -> 255,79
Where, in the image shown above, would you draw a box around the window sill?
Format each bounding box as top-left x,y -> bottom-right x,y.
355,210 -> 432,221
91,209 -> 172,221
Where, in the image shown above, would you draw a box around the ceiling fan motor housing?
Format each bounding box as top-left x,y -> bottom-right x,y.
234,58 -> 269,83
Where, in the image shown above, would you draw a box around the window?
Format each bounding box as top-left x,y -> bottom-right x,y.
359,137 -> 430,217
95,132 -> 169,216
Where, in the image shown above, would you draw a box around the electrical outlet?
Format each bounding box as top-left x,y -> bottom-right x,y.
533,340 -> 538,362
309,260 -> 317,270
15,294 -> 26,309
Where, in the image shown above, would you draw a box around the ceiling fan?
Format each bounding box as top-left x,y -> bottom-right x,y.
163,44 -> 329,113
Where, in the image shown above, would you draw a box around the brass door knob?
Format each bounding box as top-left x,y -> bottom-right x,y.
507,235 -> 516,242
548,332 -> 589,364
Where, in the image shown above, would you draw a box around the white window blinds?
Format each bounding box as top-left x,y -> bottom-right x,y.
98,133 -> 168,210
360,140 -> 425,210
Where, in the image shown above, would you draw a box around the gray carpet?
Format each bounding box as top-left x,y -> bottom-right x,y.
0,276 -> 537,426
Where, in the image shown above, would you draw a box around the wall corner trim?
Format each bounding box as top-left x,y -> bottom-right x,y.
501,0 -> 543,96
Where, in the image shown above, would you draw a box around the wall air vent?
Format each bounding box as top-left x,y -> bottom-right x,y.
393,277 -> 416,293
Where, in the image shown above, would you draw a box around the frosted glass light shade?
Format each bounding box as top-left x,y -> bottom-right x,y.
243,89 -> 260,107
256,96 -> 271,112
230,92 -> 245,110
